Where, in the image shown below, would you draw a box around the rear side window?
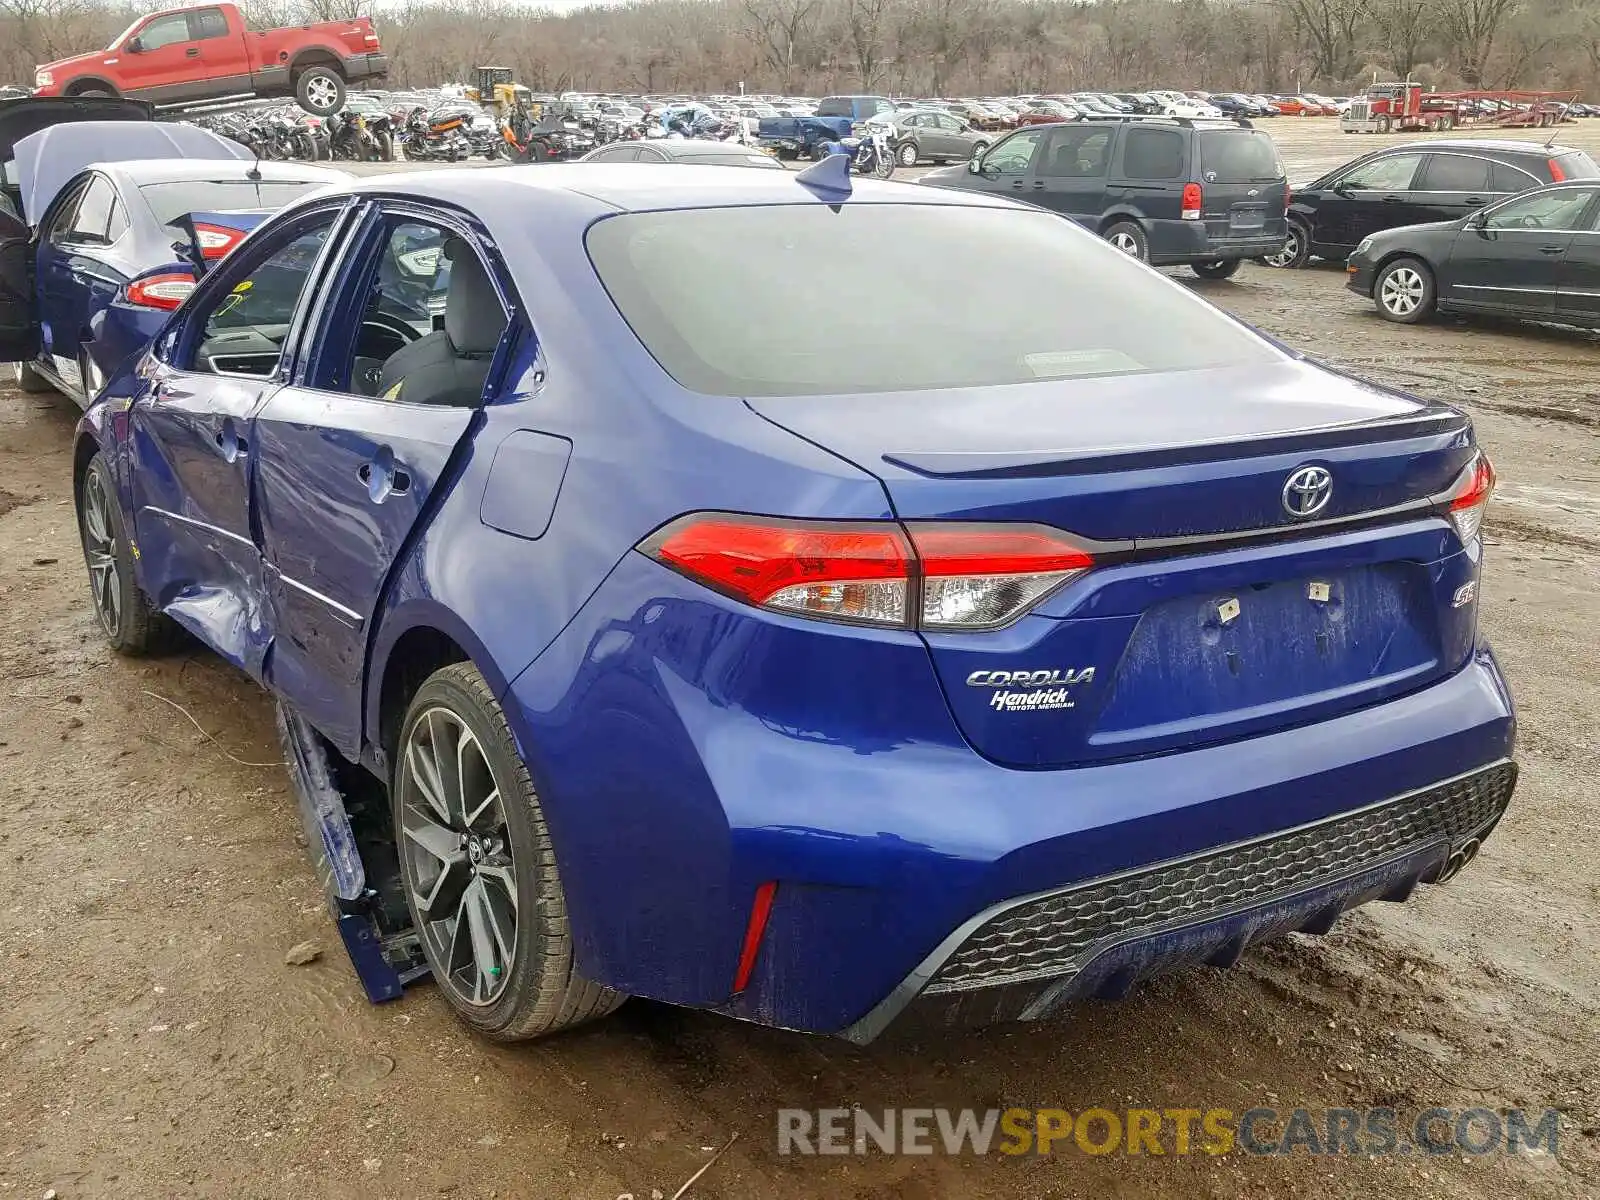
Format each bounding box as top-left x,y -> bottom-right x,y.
1197,130 -> 1284,183
1038,127 -> 1113,178
1489,161 -> 1537,192
64,176 -> 118,243
585,204 -> 1277,397
189,7 -> 229,39
815,99 -> 850,117
1553,151 -> 1599,180
1121,128 -> 1184,180
1420,154 -> 1492,192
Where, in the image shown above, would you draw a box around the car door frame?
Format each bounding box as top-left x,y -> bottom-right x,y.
35,170 -> 130,400
129,195 -> 365,675
1552,189 -> 1600,326
115,11 -> 205,102
1031,122 -> 1117,226
1411,151 -> 1499,226
0,204 -> 38,362
249,198 -> 525,758
1439,187 -> 1594,319
1308,149 -> 1424,255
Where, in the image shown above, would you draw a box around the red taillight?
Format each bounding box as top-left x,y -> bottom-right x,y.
641,515 -> 1095,631
192,221 -> 247,260
731,881 -> 777,994
1447,452 -> 1496,544
123,272 -> 195,310
1181,182 -> 1203,220
1547,157 -> 1566,183
643,515 -> 913,625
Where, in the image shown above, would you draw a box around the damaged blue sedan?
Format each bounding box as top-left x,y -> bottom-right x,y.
15,160 -> 1516,1042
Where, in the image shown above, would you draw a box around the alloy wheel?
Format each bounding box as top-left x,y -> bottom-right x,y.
1110,231 -> 1140,256
1380,267 -> 1425,316
305,76 -> 339,111
399,707 -> 518,1006
1264,227 -> 1301,268
80,470 -> 121,637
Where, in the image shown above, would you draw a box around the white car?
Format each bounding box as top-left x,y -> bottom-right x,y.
1162,98 -> 1224,119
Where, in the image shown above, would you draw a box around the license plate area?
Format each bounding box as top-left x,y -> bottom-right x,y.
1228,206 -> 1266,231
1091,563 -> 1439,744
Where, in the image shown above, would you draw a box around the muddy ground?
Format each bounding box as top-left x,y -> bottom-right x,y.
1,119 -> 1598,1199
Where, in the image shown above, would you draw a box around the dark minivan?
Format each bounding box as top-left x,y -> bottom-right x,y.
919,115 -> 1288,279
1267,138 -> 1599,269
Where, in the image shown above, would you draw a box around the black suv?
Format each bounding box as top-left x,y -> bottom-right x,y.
1267,138 -> 1599,269
919,116 -> 1289,279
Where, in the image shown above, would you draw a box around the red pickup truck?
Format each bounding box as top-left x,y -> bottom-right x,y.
31,3 -> 387,117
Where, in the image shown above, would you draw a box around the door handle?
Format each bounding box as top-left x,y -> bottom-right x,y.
1031,181 -> 1046,189
185,46 -> 200,57
1380,196 -> 1404,203
1463,197 -> 1485,207
358,461 -> 411,497
1537,244 -> 1565,255
1010,180 -> 1025,189
214,426 -> 247,461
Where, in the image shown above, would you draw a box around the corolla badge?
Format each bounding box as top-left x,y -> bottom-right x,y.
966,668 -> 1096,713
1282,465 -> 1333,518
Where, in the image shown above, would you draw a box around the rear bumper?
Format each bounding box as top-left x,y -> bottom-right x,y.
346,52 -> 388,82
1147,218 -> 1288,264
504,553 -> 1517,1037
843,759 -> 1514,1041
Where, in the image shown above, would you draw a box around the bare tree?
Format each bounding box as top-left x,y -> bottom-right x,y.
843,0 -> 893,90
1276,0 -> 1370,84
740,0 -> 821,93
1438,0 -> 1522,86
1372,0 -> 1438,78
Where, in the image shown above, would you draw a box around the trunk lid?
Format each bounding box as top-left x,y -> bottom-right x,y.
0,96 -> 151,218
747,361 -> 1478,768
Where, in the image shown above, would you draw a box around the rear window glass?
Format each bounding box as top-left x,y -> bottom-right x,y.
1554,151 -> 1599,180
586,204 -> 1277,397
138,179 -> 329,227
1198,130 -> 1284,183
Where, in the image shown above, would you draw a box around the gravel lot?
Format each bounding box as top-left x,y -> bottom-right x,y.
1,119 -> 1597,1200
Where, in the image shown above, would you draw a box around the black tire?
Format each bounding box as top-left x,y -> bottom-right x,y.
1103,220 -> 1149,261
1376,115 -> 1393,134
972,141 -> 990,158
76,452 -> 173,655
71,86 -> 115,98
1374,256 -> 1437,324
1263,217 -> 1312,269
1192,258 -> 1242,280
294,66 -> 345,117
896,140 -> 919,167
14,360 -> 54,394
393,663 -> 626,1041
374,130 -> 394,162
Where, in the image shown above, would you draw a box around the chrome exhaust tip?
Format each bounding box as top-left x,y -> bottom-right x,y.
1435,837 -> 1482,884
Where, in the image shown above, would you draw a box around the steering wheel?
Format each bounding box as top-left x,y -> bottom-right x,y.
353,311 -> 425,395
1515,215 -> 1543,230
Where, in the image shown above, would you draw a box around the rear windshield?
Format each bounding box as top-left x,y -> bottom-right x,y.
1197,130 -> 1285,183
1553,151 -> 1599,180
138,179 -> 329,227
585,204 -> 1277,397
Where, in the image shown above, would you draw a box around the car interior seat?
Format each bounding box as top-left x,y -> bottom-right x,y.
376,237 -> 504,405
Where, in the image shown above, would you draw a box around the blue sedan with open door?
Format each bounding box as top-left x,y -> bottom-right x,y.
17,160 -> 1517,1044
0,106 -> 342,405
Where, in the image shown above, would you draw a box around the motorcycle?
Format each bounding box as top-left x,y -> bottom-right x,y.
815,126 -> 895,179
401,105 -> 472,162
326,110 -> 380,161
463,111 -> 509,160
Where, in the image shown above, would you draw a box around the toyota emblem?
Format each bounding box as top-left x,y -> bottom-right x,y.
1282,465 -> 1333,518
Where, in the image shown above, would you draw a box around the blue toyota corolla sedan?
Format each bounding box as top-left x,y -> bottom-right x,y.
23,162 -> 1515,1042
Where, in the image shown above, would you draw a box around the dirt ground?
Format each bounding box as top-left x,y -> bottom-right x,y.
1,119 -> 1598,1200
